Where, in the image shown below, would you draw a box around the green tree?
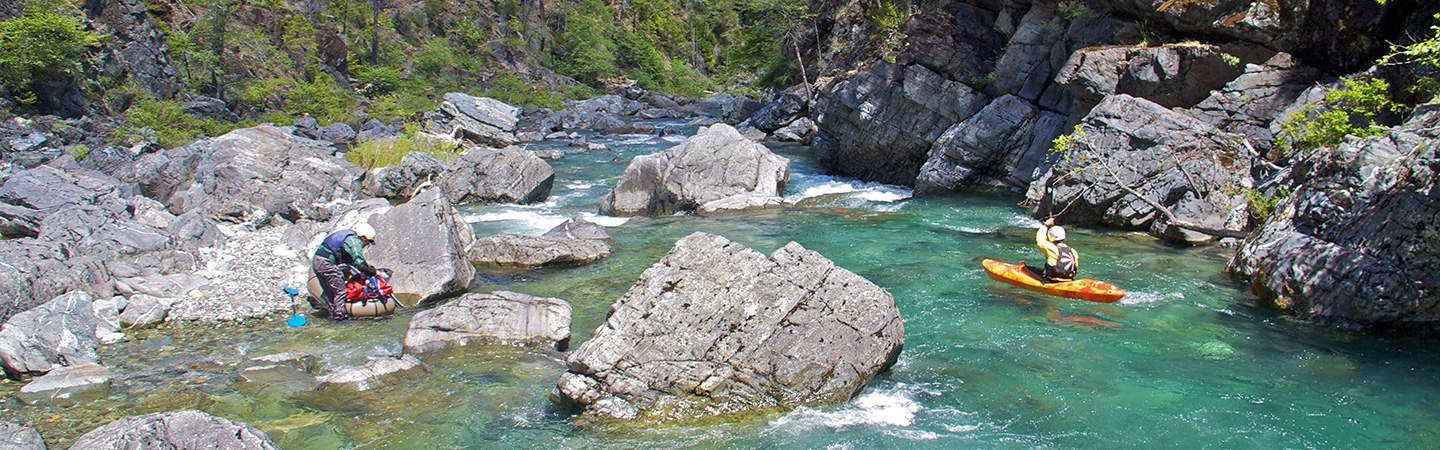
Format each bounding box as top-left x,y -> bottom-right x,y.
0,3 -> 101,101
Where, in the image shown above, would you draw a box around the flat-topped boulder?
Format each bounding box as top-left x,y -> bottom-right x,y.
468,217 -> 611,267
404,291 -> 572,353
316,354 -> 426,392
69,409 -> 278,449
599,124 -> 789,216
552,232 -> 904,421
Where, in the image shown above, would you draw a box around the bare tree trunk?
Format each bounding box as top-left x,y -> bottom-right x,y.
789,30 -> 812,102
1091,154 -> 1249,239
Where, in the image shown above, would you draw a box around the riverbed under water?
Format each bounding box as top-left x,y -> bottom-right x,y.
5,122 -> 1440,448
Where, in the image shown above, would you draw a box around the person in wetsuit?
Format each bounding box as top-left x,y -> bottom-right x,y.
311,223 -> 379,320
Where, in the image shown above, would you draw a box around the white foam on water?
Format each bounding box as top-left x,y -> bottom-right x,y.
786,178 -> 913,205
769,388 -> 923,431
564,181 -> 596,190
1009,214 -> 1042,228
461,209 -> 569,235
882,429 -> 941,440
945,424 -> 982,433
1120,291 -> 1185,305
583,214 -> 631,227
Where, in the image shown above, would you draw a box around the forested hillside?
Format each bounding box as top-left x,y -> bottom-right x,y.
0,0 -> 901,146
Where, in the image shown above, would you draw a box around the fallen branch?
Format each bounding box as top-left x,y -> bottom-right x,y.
1092,153 -> 1250,239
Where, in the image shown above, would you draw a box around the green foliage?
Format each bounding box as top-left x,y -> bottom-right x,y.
1276,77 -> 1405,154
0,3 -> 102,97
1220,52 -> 1240,67
345,122 -> 459,168
864,0 -> 909,30
355,64 -> 403,96
1057,1 -> 1096,22
123,95 -> 244,148
413,37 -> 462,78
1245,186 -> 1291,222
289,77 -> 360,124
369,91 -> 435,122
482,72 -> 563,109
1380,13 -> 1440,102
1050,125 -> 1086,154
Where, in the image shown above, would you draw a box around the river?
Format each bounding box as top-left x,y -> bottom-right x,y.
5,121 -> 1439,448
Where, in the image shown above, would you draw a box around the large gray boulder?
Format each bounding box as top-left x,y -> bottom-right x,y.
1229,107 -> 1440,326
0,163 -> 131,238
0,239 -> 111,323
68,409 -> 278,450
440,146 -> 555,206
552,232 -> 904,421
162,126 -> 363,222
296,188 -> 474,305
1027,94 -> 1251,243
468,217 -> 611,267
0,422 -> 43,450
599,124 -> 790,216
746,94 -> 806,133
316,354 -> 426,392
404,291 -> 572,353
1055,43 -> 1246,109
435,93 -> 521,147
915,94 -> 1067,194
811,63 -> 989,186
0,291 -> 102,379
362,151 -> 446,201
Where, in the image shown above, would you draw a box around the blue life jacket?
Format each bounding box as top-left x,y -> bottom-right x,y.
318,230 -> 357,264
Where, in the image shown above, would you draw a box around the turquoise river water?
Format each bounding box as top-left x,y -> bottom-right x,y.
4,121 -> 1440,448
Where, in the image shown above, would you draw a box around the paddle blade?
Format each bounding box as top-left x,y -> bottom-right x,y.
282,286 -> 300,296
287,314 -> 307,327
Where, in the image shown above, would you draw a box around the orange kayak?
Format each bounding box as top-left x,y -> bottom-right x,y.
981,258 -> 1125,303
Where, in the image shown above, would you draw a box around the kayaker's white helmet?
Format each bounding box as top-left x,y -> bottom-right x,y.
353,223 -> 378,242
1048,226 -> 1066,242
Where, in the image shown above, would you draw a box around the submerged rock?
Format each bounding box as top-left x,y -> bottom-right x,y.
69,409 -> 278,449
404,291 -> 572,353
316,354 -> 426,392
17,364 -> 112,404
599,124 -> 789,216
0,422 -> 43,449
552,232 -> 904,421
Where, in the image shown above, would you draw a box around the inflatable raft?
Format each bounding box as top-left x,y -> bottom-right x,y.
307,275 -> 403,318
981,258 -> 1125,303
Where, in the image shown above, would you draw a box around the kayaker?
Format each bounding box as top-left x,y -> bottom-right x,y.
312,224 -> 380,320
1032,218 -> 1078,283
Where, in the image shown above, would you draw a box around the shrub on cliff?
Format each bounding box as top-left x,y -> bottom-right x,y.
0,1 -> 101,103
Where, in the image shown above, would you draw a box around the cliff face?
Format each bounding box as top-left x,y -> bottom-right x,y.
809,0 -> 1434,193
804,0 -> 1440,326
1229,105 -> 1440,327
